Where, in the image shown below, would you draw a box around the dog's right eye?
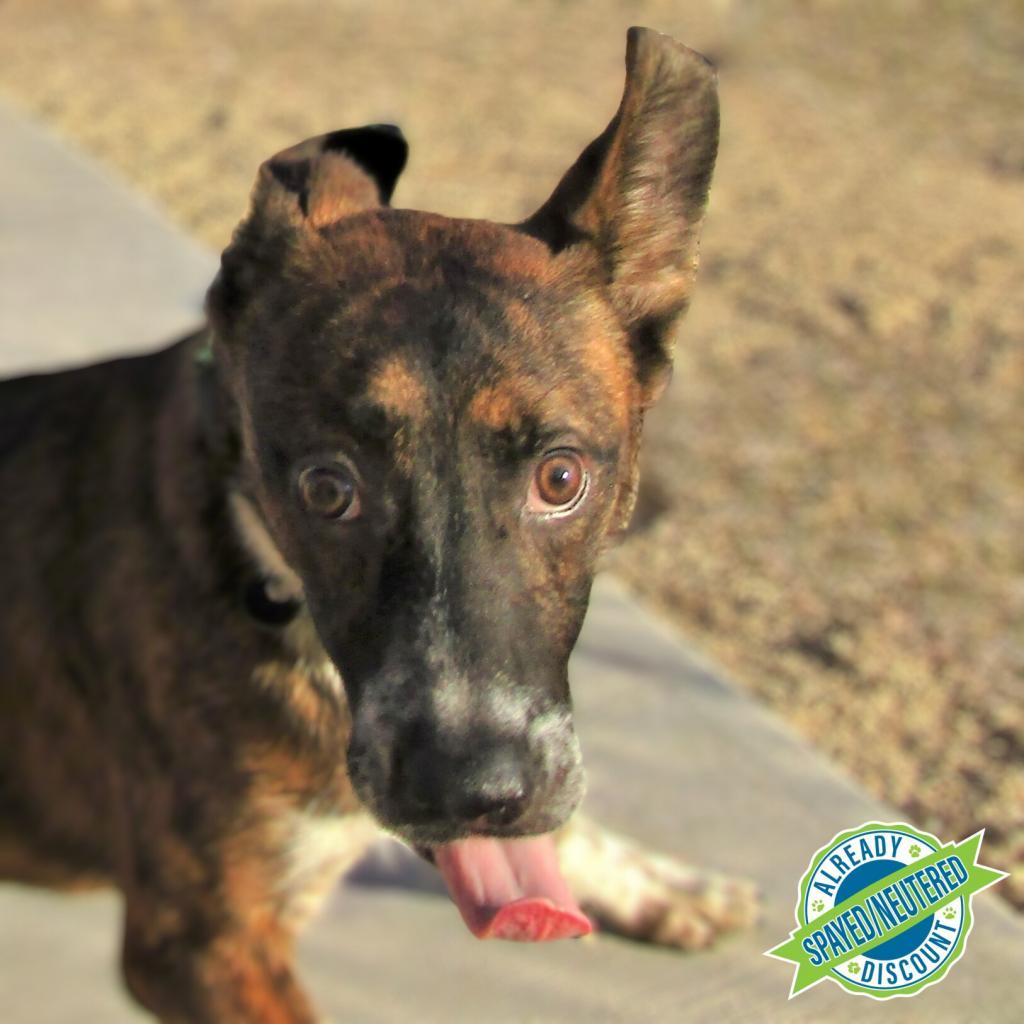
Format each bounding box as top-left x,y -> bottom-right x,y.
296,465 -> 361,521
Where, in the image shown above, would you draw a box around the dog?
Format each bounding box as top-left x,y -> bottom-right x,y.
0,27 -> 755,1023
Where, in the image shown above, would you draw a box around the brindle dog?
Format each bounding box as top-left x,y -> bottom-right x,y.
0,28 -> 755,1023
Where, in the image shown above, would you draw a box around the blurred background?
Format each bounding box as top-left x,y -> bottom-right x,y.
0,0 -> 1020,913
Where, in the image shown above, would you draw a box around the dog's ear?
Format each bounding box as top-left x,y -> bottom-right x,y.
522,28 -> 719,407
256,124 -> 408,229
208,124 -> 407,332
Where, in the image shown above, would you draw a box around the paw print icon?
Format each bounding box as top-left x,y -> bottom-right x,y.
943,905 -> 957,920
811,898 -> 825,913
909,844 -> 922,858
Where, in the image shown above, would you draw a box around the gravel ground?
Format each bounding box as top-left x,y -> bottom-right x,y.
1,0 -> 1021,907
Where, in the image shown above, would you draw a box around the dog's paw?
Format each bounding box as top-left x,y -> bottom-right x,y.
596,850 -> 759,950
557,817 -> 759,951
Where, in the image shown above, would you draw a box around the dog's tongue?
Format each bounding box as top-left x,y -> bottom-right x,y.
433,835 -> 593,941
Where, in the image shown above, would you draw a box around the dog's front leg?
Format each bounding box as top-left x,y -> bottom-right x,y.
121,902 -> 318,1024
556,815 -> 759,950
121,902 -> 317,1024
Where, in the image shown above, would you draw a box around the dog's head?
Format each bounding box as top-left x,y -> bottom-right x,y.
207,29 -> 718,847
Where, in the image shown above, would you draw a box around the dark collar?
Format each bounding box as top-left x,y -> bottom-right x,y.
243,576 -> 302,627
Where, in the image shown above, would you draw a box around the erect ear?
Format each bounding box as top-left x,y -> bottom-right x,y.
522,28 -> 719,407
208,124 -> 407,329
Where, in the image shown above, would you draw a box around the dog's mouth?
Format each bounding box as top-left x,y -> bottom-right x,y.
421,834 -> 592,942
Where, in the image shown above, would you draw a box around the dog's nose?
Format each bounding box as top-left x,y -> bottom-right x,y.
456,751 -> 531,830
394,739 -> 533,831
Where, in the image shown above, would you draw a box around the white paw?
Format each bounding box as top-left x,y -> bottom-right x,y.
558,818 -> 759,950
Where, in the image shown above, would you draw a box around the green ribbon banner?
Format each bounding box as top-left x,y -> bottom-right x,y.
766,831 -> 1007,996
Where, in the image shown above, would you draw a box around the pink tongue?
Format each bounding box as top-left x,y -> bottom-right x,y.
433,835 -> 593,942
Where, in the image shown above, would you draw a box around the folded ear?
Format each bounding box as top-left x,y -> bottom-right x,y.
522,28 -> 719,406
255,123 -> 408,230
209,124 -> 407,329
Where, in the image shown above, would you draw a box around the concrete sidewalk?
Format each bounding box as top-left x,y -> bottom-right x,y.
1,100 -> 1022,1023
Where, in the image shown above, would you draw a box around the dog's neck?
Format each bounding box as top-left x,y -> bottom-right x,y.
153,330 -> 307,634
230,486 -> 343,697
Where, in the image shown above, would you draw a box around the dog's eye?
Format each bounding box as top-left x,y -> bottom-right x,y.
528,449 -> 588,516
297,465 -> 361,520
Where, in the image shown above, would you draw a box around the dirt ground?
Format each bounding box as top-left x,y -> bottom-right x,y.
0,0 -> 1021,908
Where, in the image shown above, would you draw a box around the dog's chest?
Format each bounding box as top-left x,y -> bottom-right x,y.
276,809 -> 380,926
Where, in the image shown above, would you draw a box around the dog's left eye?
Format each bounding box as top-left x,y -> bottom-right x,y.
297,465 -> 361,520
527,449 -> 589,517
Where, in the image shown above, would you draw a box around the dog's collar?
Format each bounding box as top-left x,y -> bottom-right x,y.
193,333 -> 215,368
243,576 -> 302,627
192,331 -> 242,479
194,338 -> 301,630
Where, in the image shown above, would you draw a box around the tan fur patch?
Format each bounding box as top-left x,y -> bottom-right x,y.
468,385 -> 520,432
580,319 -> 635,423
367,354 -> 428,420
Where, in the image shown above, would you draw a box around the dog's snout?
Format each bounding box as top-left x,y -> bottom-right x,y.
458,746 -> 531,830
392,738 -> 533,833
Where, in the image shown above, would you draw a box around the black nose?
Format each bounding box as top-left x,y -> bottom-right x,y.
456,748 -> 531,829
393,739 -> 533,831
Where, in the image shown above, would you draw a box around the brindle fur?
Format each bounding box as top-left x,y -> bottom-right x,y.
0,29 -> 754,1023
